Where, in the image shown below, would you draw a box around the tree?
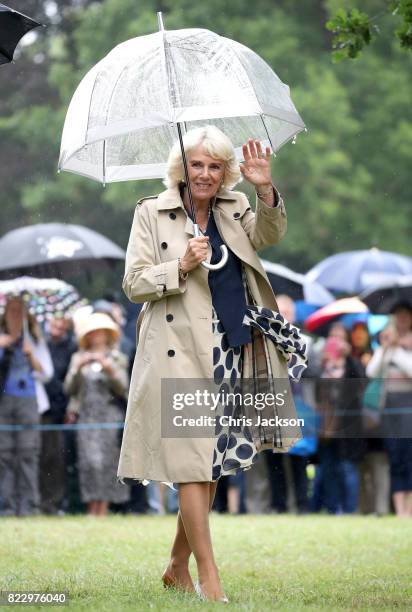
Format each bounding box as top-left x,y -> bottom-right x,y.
327,0 -> 412,61
0,0 -> 411,292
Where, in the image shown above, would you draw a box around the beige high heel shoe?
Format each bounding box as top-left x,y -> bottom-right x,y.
194,580 -> 229,603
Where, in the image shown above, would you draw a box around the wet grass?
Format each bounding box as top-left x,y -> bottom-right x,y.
0,513 -> 411,610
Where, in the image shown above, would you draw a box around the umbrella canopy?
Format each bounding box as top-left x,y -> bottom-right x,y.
261,260 -> 334,306
0,3 -> 42,65
0,223 -> 125,279
304,297 -> 368,334
58,20 -> 305,184
0,276 -> 87,322
305,248 -> 412,295
360,275 -> 412,314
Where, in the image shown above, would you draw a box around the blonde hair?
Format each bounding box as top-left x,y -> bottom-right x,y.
164,126 -> 242,190
81,329 -> 117,350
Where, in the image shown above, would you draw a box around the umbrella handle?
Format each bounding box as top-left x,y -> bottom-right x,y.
193,224 -> 229,270
22,313 -> 30,344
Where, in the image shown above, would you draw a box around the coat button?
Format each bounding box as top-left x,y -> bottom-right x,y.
167,349 -> 175,357
161,241 -> 168,249
169,212 -> 176,220
233,212 -> 240,218
166,314 -> 173,322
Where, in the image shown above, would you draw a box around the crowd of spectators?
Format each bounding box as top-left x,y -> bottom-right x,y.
0,292 -> 411,518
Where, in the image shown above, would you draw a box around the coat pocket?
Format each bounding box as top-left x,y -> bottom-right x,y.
141,328 -> 158,364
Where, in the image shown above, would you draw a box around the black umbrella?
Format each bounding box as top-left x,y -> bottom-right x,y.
0,3 -> 42,65
360,276 -> 412,314
261,259 -> 334,305
0,223 -> 125,279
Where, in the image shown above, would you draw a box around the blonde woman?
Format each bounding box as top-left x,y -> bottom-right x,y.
118,126 -> 305,601
65,312 -> 130,516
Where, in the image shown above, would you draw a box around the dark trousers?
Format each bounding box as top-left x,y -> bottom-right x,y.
0,394 -> 40,516
316,441 -> 341,514
384,438 -> 412,493
315,441 -> 360,513
265,451 -> 309,512
39,412 -> 66,513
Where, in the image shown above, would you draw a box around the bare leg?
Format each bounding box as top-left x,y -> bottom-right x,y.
209,481 -> 218,511
162,509 -> 194,591
162,480 -> 219,592
404,492 -> 412,516
87,500 -> 98,515
96,500 -> 109,516
393,492 -> 408,516
227,485 -> 240,514
159,483 -> 167,513
178,482 -> 225,600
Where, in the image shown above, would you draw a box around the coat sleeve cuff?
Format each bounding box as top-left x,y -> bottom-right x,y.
154,259 -> 188,295
255,184 -> 283,208
256,191 -> 286,217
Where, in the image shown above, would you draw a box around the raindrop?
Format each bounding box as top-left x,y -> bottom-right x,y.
33,53 -> 45,65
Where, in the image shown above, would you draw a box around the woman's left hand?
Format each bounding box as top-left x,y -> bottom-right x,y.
240,138 -> 273,188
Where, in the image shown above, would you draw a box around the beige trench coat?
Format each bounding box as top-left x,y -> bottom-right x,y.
117,186 -> 302,484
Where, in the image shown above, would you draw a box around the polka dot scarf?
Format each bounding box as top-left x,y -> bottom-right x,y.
242,305 -> 308,381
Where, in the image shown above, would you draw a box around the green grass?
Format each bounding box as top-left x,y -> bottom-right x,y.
1,514 -> 411,610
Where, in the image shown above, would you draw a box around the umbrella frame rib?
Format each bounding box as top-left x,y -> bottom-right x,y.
101,60 -> 133,185
157,13 -> 198,224
0,3 -> 42,26
260,115 -> 275,153
0,46 -> 13,61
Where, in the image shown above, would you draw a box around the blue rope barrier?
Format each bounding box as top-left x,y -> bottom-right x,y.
0,422 -> 125,431
0,408 -> 411,432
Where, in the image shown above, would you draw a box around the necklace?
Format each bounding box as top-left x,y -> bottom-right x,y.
197,203 -> 213,234
185,199 -> 214,234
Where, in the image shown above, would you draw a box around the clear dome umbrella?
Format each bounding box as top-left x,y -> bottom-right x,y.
59,13 -> 306,269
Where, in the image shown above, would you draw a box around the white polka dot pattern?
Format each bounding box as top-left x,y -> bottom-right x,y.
211,307 -> 258,481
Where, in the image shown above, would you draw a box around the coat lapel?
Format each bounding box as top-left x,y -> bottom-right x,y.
156,187 -> 271,285
213,206 -> 269,285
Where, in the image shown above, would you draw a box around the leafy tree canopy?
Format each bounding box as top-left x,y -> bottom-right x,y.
0,0 -> 411,296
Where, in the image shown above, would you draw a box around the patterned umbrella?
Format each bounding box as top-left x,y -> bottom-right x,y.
0,277 -> 87,323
